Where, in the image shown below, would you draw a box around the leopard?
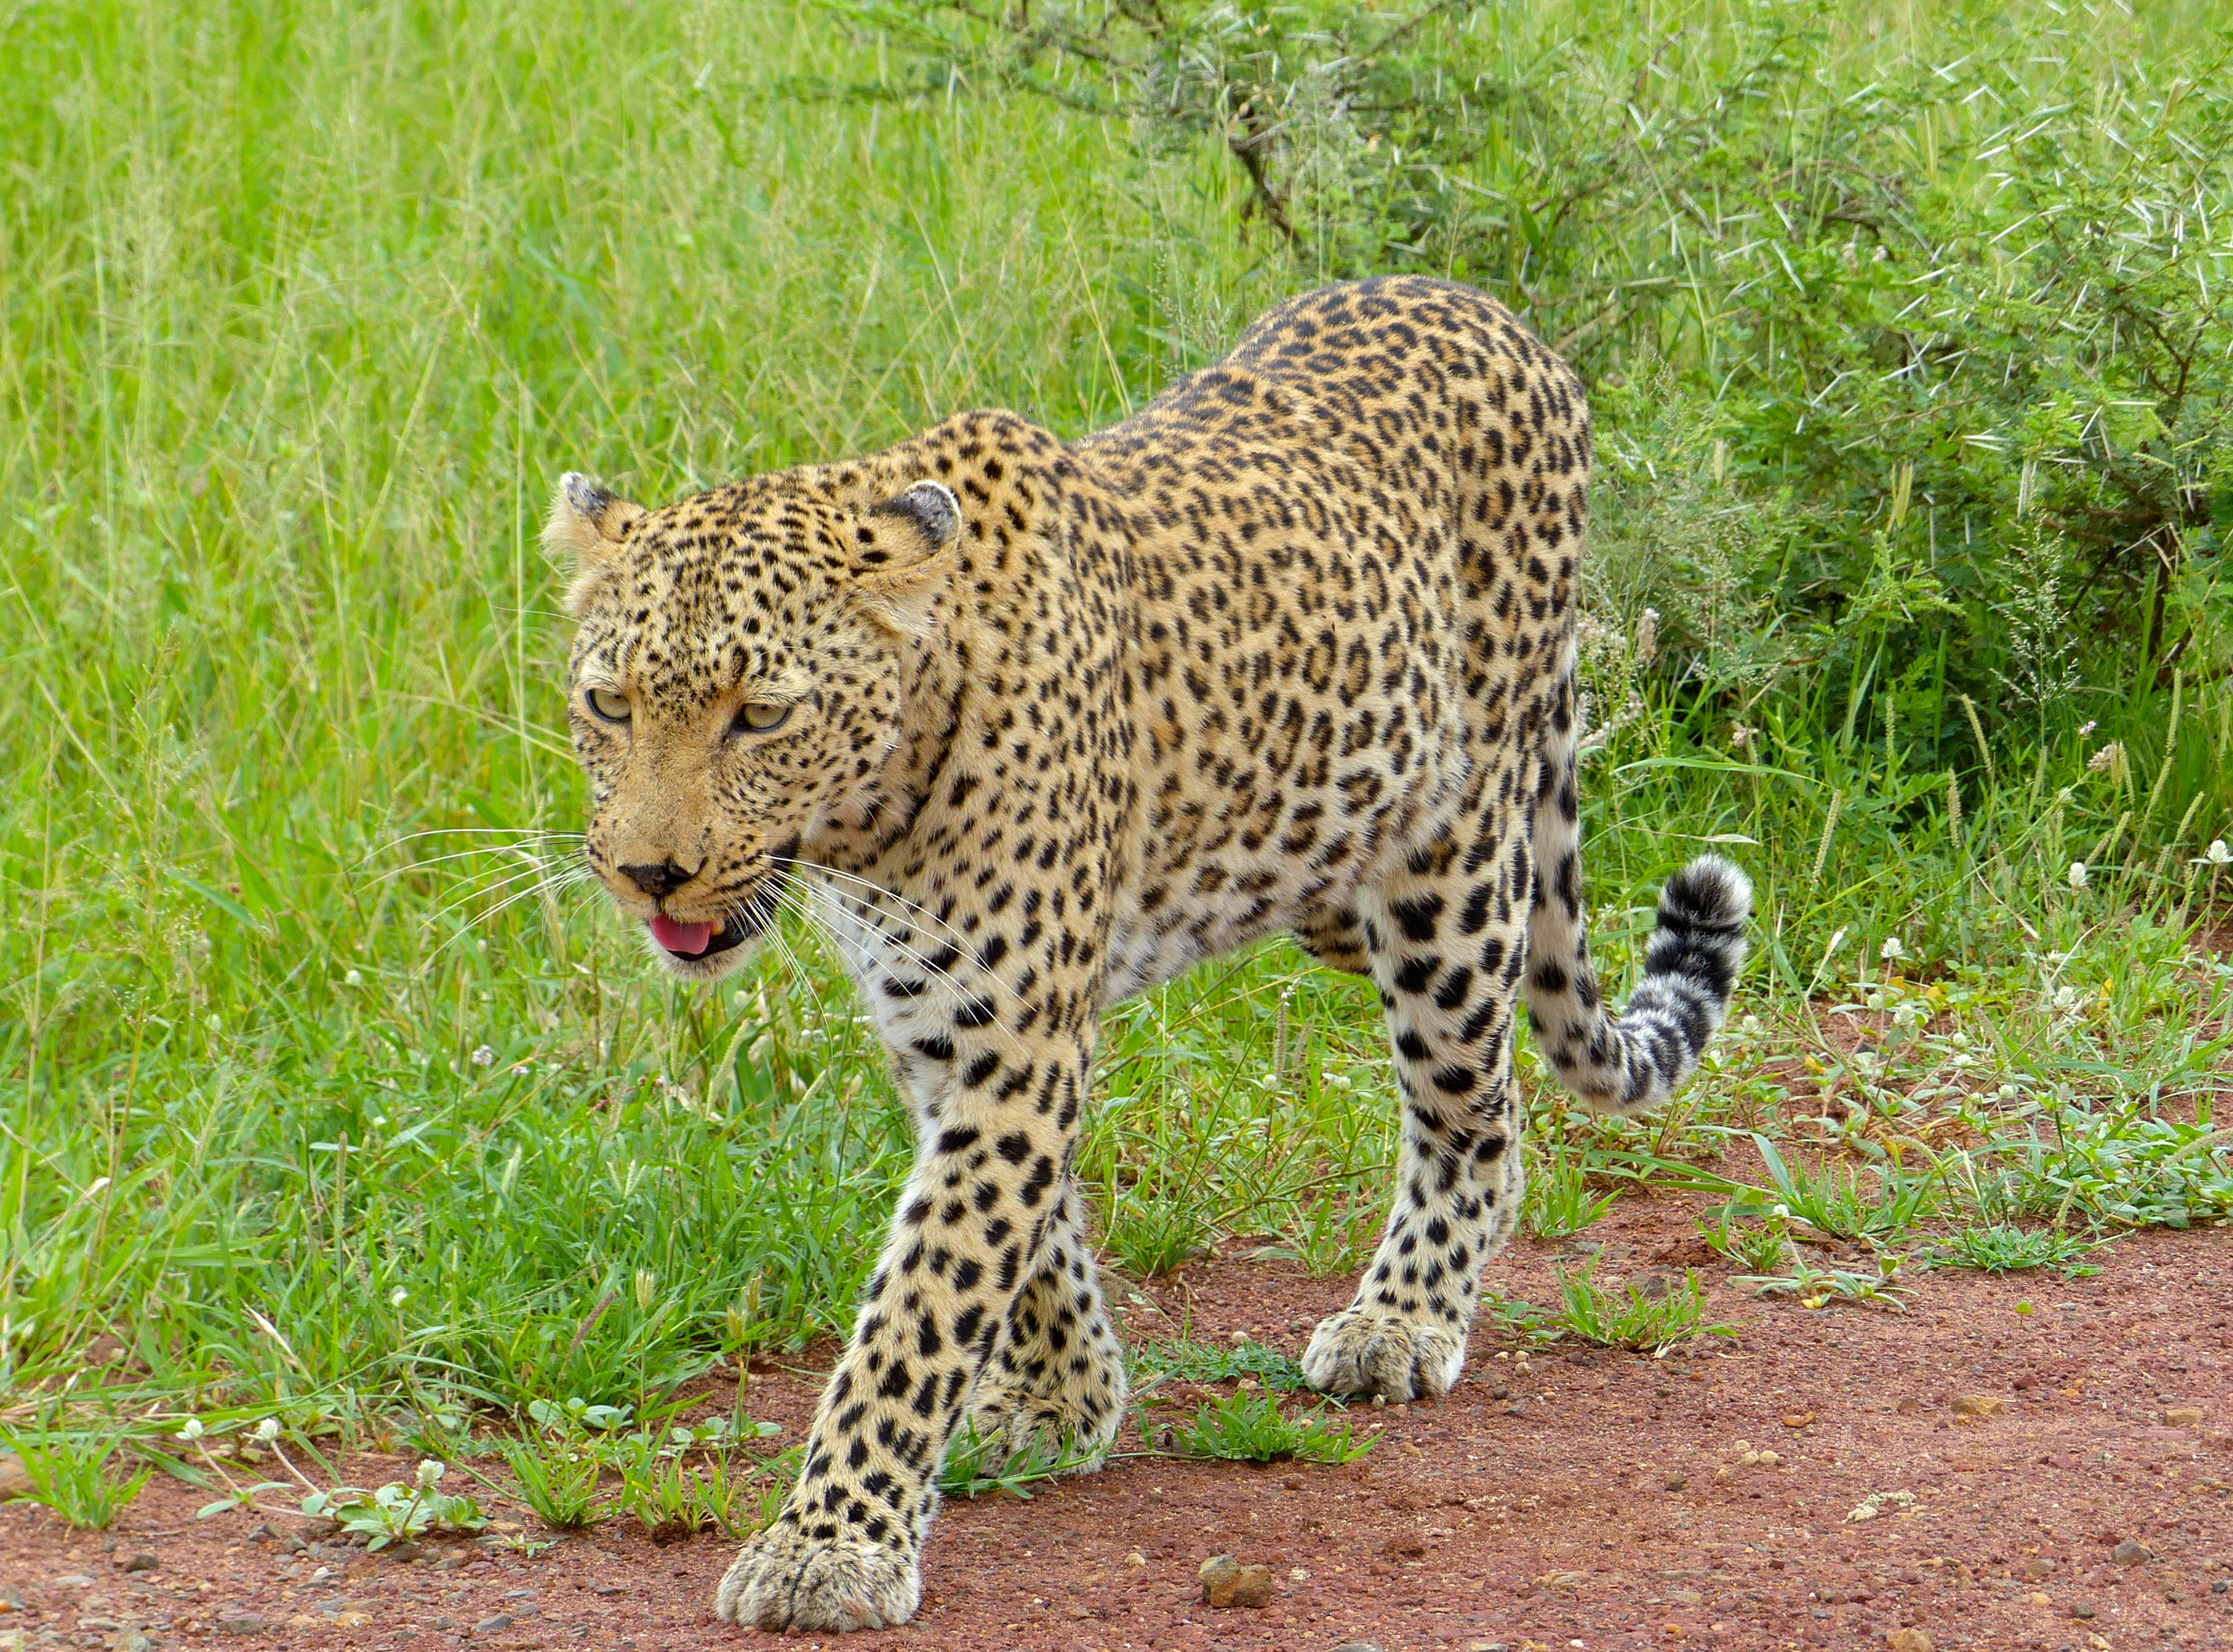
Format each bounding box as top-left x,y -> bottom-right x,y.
545,275 -> 1751,1634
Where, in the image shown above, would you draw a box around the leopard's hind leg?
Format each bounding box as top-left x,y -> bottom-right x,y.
959,1178 -> 1127,1471
1303,812 -> 1532,1401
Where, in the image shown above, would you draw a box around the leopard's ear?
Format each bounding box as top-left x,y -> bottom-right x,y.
545,472 -> 645,613
850,481 -> 962,638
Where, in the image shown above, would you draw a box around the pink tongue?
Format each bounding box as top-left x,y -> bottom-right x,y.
649,915 -> 715,955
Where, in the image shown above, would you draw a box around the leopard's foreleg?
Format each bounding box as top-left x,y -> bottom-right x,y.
713,1036 -> 1096,1632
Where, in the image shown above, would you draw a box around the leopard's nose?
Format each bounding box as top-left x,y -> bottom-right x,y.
620,860 -> 694,898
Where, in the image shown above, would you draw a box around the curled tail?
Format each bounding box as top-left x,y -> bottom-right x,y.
1524,726 -> 1752,1115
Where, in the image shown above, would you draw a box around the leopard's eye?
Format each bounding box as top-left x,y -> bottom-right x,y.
732,700 -> 791,736
585,687 -> 631,724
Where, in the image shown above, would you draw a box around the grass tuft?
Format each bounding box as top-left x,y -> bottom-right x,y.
1171,1393 -> 1377,1466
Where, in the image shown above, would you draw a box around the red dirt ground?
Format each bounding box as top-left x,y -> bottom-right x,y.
5,1192 -> 2229,1652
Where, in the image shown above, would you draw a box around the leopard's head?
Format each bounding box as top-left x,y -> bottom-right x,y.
548,469 -> 960,979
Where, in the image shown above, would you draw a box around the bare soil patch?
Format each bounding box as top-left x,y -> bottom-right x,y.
6,1194 -> 2229,1652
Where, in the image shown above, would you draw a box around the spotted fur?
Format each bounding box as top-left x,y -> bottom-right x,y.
550,276 -> 1751,1633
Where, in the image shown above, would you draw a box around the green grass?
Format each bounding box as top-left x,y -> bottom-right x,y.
1130,1337 -> 1313,1396
1546,1263 -> 1732,1356
1,0 -> 2228,1465
1,1421 -> 153,1529
1170,1393 -> 1378,1467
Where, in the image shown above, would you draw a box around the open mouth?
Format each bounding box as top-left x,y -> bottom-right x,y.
644,864 -> 788,963
646,913 -> 753,960
635,844 -> 796,965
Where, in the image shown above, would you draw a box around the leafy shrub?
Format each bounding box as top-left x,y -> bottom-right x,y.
821,0 -> 2233,775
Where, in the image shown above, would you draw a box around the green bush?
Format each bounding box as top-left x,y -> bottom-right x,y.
827,0 -> 2233,770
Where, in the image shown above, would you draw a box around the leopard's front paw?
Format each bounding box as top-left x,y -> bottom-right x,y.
1302,1307 -> 1465,1401
712,1520 -> 919,1632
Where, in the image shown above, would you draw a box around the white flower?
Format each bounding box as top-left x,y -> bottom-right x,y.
511,1063 -> 531,1077
389,1287 -> 409,1308
2066,861 -> 2088,889
1891,1000 -> 1926,1029
178,1418 -> 204,1442
470,1045 -> 495,1068
2076,720 -> 2098,739
1879,937 -> 1905,961
1769,1204 -> 1789,1221
2198,840 -> 2231,867
254,1418 -> 279,1443
415,1459 -> 445,1492
343,969 -> 364,988
1634,608 -> 1660,666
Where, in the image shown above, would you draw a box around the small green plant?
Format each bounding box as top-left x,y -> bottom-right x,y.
526,1396 -> 635,1435
1727,1135 -> 1940,1244
490,1438 -> 603,1531
2,1426 -> 151,1529
1734,1255 -> 1911,1312
615,1450 -> 735,1539
1099,1187 -> 1214,1279
1697,1204 -> 1796,1274
1525,1130 -> 1620,1239
937,1420 -> 1112,1499
1549,1262 -> 1733,1356
1129,1337 -> 1311,1394
1927,1224 -> 2103,1277
302,1460 -> 488,1551
1171,1392 -> 1378,1466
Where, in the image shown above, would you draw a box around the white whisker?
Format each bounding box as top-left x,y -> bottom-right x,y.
358,827 -> 583,869
429,866 -> 595,939
423,860 -> 578,925
370,843 -> 579,882
771,855 -> 980,957
778,875 -> 1028,1061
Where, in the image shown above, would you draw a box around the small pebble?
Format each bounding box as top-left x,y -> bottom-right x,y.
1198,1554 -> 1276,1609
473,1613 -> 514,1632
2072,1600 -> 2096,1618
2023,1557 -> 2056,1579
2111,1540 -> 2149,1566
2163,1406 -> 2204,1427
